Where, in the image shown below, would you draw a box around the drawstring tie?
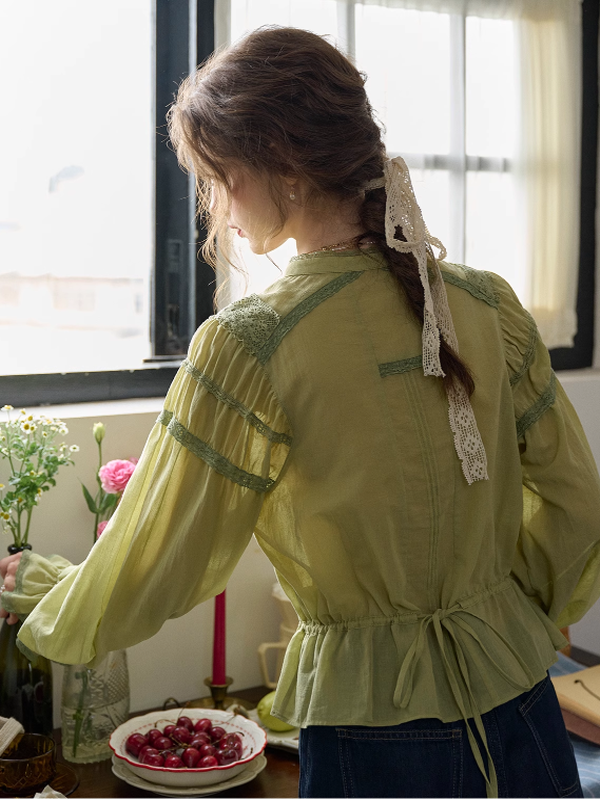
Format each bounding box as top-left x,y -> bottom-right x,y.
394,602 -> 537,798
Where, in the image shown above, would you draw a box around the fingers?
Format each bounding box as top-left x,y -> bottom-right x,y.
0,554 -> 23,626
0,553 -> 22,590
0,606 -> 19,625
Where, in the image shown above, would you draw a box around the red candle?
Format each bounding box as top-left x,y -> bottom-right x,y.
212,590 -> 227,685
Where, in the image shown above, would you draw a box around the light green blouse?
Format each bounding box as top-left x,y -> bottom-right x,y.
5,251 -> 600,789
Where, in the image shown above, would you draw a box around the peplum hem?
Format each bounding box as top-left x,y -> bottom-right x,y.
272,577 -> 564,729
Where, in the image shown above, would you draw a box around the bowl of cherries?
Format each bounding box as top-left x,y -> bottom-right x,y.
109,709 -> 267,788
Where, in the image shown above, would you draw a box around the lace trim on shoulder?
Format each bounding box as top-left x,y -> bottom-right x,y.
379,355 -> 423,378
183,360 -> 292,446
256,271 -> 363,365
217,295 -> 280,357
508,310 -> 538,388
217,273 -> 362,365
441,265 -> 499,309
158,410 -> 274,493
515,372 -> 557,440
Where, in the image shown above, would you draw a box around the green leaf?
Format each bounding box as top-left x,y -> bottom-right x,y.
99,492 -> 118,513
81,484 -> 98,514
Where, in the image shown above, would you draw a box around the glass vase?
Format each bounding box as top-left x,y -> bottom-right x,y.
61,649 -> 130,763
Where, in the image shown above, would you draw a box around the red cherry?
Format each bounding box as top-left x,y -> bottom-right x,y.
193,718 -> 212,735
142,751 -> 165,767
177,716 -> 194,731
218,733 -> 242,753
198,743 -> 217,758
189,733 -> 211,748
172,726 -> 192,745
182,747 -> 201,768
138,745 -> 158,760
126,733 -> 148,758
147,728 -> 162,742
163,724 -> 177,738
198,755 -> 219,768
217,747 -> 238,766
154,736 -> 173,750
210,726 -> 226,742
164,753 -> 184,769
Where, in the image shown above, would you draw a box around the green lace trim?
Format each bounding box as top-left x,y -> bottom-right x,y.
158,410 -> 275,493
441,265 -> 499,309
216,272 -> 362,365
217,295 -> 280,357
182,360 -> 292,446
379,355 -> 423,378
256,271 -> 363,364
509,310 -> 538,387
515,371 -> 557,440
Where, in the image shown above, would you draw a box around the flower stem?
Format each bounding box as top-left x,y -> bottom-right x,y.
72,668 -> 89,758
22,508 -> 33,546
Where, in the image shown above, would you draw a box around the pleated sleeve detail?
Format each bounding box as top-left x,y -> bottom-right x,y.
493,273 -> 600,629
10,316 -> 293,667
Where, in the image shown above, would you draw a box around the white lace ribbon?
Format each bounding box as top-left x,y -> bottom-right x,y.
366,156 -> 488,484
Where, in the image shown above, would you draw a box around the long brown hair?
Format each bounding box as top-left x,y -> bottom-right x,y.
167,26 -> 473,395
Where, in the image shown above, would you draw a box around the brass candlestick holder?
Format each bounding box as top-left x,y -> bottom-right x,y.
187,677 -> 254,711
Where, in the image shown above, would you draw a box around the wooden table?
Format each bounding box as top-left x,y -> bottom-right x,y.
56,687 -> 299,798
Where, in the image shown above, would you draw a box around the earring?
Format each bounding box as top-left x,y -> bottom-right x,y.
289,188 -> 296,201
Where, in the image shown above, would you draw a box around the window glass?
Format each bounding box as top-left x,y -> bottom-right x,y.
466,171 -> 526,300
225,3 -> 529,310
230,0 -> 338,43
466,17 -> 517,158
0,1 -> 153,375
355,6 -> 451,156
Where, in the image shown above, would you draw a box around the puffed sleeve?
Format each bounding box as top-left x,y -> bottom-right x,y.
494,274 -> 600,628
7,316 -> 292,667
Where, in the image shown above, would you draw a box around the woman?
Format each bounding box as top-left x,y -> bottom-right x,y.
2,26 -> 599,798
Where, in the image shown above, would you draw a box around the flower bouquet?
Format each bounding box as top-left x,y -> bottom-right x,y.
0,406 -> 78,551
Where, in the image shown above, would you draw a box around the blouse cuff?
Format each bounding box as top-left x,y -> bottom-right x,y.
1,550 -> 76,622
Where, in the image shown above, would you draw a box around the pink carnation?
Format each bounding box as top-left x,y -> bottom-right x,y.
96,520 -> 109,538
98,459 -> 136,494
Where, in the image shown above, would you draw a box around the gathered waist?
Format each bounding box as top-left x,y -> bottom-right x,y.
298,576 -> 513,635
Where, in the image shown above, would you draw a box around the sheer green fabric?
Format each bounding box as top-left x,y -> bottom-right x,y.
5,251 -> 600,786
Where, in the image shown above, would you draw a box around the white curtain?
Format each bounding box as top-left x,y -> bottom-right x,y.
516,1 -> 581,348
215,0 -> 582,347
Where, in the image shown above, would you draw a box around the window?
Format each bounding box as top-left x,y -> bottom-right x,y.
0,1 -> 153,376
0,1 -> 216,405
219,0 -> 596,369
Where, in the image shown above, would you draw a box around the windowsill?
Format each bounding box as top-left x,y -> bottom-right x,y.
556,366 -> 600,381
2,397 -> 164,422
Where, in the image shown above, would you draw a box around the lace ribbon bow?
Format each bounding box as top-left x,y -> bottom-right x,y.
366,156 -> 488,484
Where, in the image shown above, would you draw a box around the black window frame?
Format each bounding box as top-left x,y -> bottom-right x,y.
0,0 -> 596,407
550,0 -> 598,371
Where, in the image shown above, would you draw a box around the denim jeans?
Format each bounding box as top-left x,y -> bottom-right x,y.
298,675 -> 583,798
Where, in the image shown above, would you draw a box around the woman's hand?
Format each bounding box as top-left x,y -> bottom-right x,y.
0,553 -> 23,625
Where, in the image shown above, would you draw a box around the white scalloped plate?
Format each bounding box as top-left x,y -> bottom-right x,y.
111,753 -> 267,797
